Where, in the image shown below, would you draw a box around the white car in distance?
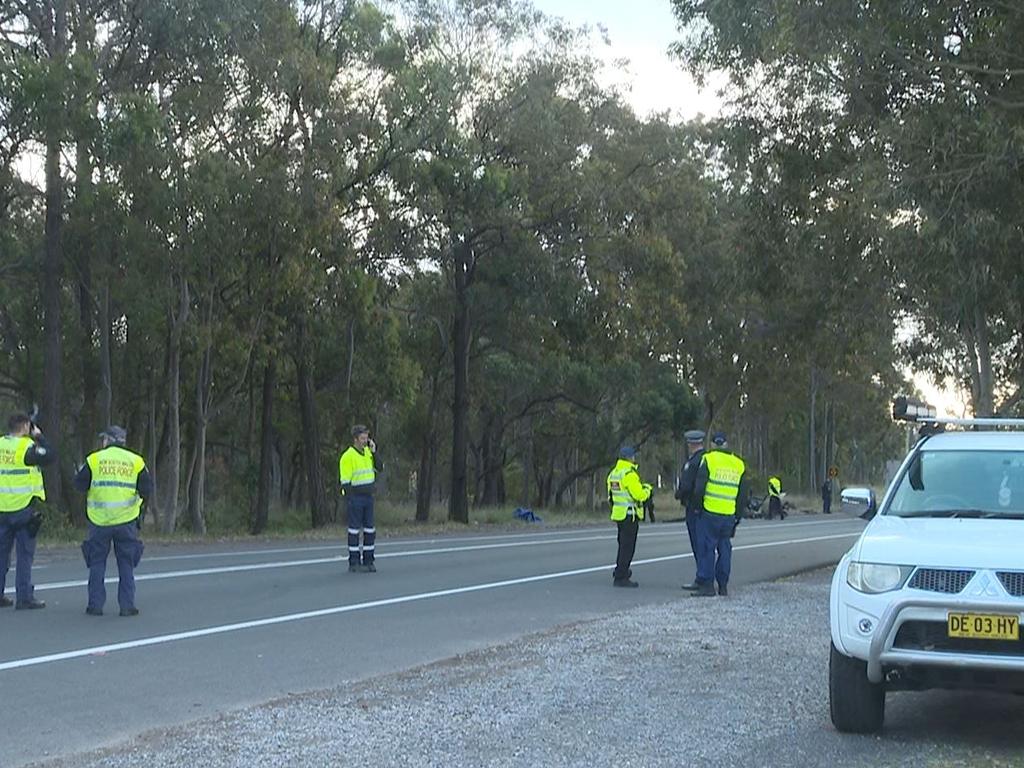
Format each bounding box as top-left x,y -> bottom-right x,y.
829,398 -> 1024,733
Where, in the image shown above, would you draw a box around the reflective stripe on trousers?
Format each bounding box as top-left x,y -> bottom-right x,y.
346,494 -> 375,565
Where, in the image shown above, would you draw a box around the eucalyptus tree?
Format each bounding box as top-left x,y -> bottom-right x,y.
386,0 -> 618,523
671,0 -> 1024,417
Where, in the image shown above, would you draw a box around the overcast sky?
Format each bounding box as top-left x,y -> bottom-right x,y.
530,0 -> 725,121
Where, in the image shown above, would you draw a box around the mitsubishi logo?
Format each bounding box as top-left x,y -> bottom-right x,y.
969,573 -> 1002,598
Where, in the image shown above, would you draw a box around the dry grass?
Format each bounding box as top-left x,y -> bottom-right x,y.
36,492 -> 664,547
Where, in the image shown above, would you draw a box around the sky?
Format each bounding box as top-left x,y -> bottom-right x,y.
529,0 -> 725,121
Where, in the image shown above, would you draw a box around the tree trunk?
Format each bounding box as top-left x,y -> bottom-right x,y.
75,236 -> 95,527
553,460 -> 608,508
146,379 -> 160,530
415,371 -> 442,522
41,0 -> 67,512
448,244 -> 472,524
187,343 -> 211,535
76,208 -> 96,460
296,318 -> 330,528
158,276 -> 189,533
478,411 -> 504,506
520,414 -> 533,508
251,360 -> 276,534
808,366 -> 818,493
973,303 -> 994,417
98,280 -> 112,426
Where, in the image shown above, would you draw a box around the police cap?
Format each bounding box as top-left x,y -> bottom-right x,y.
99,425 -> 127,444
618,445 -> 638,460
684,430 -> 705,444
711,431 -> 727,446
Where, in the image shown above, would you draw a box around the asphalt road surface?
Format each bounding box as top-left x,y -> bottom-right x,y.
1,516 -> 864,767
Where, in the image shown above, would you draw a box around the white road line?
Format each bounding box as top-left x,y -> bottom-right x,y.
16,521 -> 862,594
0,531 -> 858,672
135,516 -> 853,562
22,535 -> 616,592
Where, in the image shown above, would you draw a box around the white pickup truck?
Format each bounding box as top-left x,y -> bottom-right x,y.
829,401 -> 1024,733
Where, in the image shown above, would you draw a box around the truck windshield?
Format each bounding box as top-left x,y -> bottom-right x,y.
886,449 -> 1024,518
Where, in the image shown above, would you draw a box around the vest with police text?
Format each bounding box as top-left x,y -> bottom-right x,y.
607,459 -> 647,521
0,435 -> 45,513
86,446 -> 145,526
702,451 -> 745,516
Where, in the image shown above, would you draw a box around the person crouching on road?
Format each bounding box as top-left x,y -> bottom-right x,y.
675,429 -> 706,591
607,445 -> 652,588
340,424 -> 380,573
74,426 -> 152,616
0,413 -> 54,610
691,432 -> 749,598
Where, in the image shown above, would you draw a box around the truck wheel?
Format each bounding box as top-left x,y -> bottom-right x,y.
829,642 -> 885,733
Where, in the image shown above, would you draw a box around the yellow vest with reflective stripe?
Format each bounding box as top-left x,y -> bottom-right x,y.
86,446 -> 145,526
606,459 -> 649,521
0,435 -> 45,512
768,476 -> 781,497
702,450 -> 745,516
339,446 -> 375,491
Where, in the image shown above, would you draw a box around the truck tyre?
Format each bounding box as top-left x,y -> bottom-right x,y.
829,642 -> 885,733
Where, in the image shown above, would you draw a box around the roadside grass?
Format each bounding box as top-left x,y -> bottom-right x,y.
32,491 -> 685,548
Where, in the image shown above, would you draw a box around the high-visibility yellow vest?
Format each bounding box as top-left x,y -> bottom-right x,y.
0,435 -> 45,513
86,446 -> 146,526
702,450 -> 745,516
768,476 -> 781,497
339,446 -> 375,493
606,459 -> 651,521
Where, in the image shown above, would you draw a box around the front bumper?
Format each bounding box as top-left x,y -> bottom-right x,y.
866,595 -> 1024,683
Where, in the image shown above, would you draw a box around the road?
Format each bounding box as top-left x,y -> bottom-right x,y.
1,516 -> 864,767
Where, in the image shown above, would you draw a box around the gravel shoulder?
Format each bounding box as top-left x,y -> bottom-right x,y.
33,568 -> 1024,768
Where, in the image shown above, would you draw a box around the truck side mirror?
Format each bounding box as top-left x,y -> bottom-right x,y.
840,487 -> 877,520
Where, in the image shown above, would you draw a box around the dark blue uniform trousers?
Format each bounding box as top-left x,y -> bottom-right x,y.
82,521 -> 144,611
0,507 -> 37,603
685,507 -> 701,575
346,494 -> 375,565
696,512 -> 734,589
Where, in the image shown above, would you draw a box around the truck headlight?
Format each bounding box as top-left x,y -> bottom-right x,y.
846,562 -> 914,594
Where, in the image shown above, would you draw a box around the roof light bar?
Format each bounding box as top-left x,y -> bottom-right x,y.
892,396 -> 936,422
892,396 -> 1024,428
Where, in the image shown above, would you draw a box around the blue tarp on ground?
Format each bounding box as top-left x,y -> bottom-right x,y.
514,507 -> 542,523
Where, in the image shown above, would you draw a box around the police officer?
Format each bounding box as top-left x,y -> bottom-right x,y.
0,413 -> 53,609
822,478 -> 832,514
675,429 -> 706,590
691,431 -> 748,597
74,426 -> 152,616
339,424 -> 379,572
607,445 -> 652,588
767,475 -> 784,520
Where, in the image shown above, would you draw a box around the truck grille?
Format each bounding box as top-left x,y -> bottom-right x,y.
998,572 -> 1024,598
893,621 -> 1024,657
908,568 -> 975,594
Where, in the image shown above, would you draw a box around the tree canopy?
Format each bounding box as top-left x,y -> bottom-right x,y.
0,0 -> 917,533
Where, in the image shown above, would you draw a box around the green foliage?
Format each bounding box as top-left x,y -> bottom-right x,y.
672,0 -> 1024,417
0,0 -> 912,533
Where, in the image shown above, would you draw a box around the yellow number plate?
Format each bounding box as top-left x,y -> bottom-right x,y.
947,612 -> 1020,640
